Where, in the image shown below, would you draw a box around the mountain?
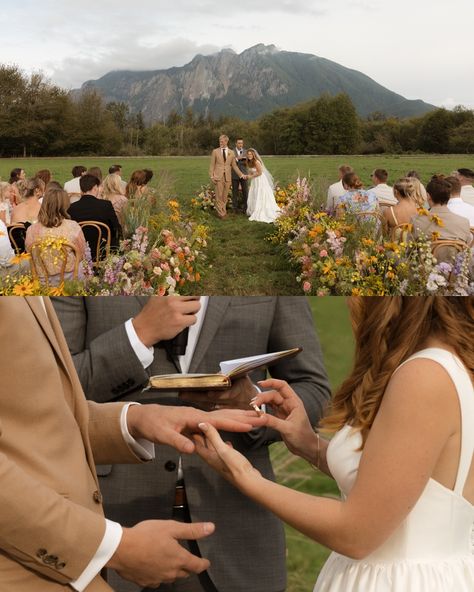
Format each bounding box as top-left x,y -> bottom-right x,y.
76,44 -> 435,122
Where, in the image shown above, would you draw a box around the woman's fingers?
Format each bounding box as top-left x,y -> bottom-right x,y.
198,423 -> 230,456
257,379 -> 298,400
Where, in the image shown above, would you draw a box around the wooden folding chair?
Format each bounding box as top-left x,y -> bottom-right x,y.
29,240 -> 80,287
431,239 -> 469,263
390,223 -> 413,243
78,221 -> 112,264
7,224 -> 27,254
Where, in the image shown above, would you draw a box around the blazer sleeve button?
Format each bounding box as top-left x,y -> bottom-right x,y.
56,561 -> 67,570
93,490 -> 103,504
36,548 -> 47,559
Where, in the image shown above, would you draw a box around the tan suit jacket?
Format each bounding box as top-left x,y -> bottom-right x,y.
0,297 -> 143,591
209,148 -> 243,182
412,205 -> 472,243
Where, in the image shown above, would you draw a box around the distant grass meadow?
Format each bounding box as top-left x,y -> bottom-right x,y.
2,154 -> 471,295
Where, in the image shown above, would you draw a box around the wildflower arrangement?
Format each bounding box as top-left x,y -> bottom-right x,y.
191,184 -> 232,212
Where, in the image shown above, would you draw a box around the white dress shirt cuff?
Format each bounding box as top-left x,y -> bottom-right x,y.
120,403 -> 155,461
70,519 -> 122,591
125,318 -> 154,369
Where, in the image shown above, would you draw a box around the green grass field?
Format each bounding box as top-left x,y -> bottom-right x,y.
1,155 -> 471,295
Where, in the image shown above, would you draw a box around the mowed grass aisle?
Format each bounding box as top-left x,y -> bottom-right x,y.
1,154 -> 470,294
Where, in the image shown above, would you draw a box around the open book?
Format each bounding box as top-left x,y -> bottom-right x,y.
148,347 -> 302,391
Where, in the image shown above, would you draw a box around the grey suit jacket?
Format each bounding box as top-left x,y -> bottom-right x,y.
232,148 -> 248,180
52,296 -> 331,592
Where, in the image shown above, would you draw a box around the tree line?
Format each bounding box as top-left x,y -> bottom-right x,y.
1,64 -> 473,157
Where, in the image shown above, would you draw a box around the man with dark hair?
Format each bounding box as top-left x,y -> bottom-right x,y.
231,138 -> 248,213
456,168 -> 474,206
412,176 -> 471,248
370,169 -> 397,206
64,165 -> 87,203
69,174 -> 121,257
143,169 -> 154,185
446,175 -> 474,226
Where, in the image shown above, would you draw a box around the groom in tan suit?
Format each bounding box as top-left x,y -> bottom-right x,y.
209,135 -> 246,218
0,297 -> 257,591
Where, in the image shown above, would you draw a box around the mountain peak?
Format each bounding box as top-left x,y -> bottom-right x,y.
241,43 -> 278,56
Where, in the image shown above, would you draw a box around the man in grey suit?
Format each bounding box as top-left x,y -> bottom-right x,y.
52,296 -> 331,592
231,138 -> 249,213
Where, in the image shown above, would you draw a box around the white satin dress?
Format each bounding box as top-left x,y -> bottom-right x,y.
315,348 -> 474,592
246,167 -> 281,223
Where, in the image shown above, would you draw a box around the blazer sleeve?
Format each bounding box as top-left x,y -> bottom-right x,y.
231,155 -> 243,178
0,442 -> 106,585
209,150 -> 216,178
242,297 -> 331,449
51,297 -> 150,404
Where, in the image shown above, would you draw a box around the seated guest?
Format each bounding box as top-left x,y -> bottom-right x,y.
383,177 -> 419,237
0,182 -> 14,224
109,164 -> 128,192
25,186 -> 86,283
11,177 -> 45,224
8,168 -> 25,206
0,218 -> 15,272
336,172 -> 379,217
64,165 -> 87,203
87,166 -> 103,183
126,169 -> 148,199
144,168 -> 154,185
370,169 -> 397,206
412,176 -> 471,260
456,168 -> 474,206
446,175 -> 474,227
35,169 -> 52,189
69,174 -> 121,257
406,170 -> 428,205
327,164 -> 353,210
102,173 -> 128,224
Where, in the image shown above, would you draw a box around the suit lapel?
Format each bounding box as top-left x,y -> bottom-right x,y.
189,297 -> 231,372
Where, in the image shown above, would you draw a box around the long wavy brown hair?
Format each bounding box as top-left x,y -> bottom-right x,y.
321,297 -> 474,446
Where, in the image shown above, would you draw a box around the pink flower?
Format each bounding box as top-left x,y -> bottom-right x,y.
319,249 -> 328,258
303,281 -> 312,293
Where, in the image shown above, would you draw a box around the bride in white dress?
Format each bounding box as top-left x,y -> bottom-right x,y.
194,297 -> 474,592
245,149 -> 281,223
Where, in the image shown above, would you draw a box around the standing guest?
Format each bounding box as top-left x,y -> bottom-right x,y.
52,296 -> 331,592
102,174 -> 128,224
383,178 -> 419,237
370,169 -> 397,206
0,181 -> 14,224
64,165 -> 87,204
35,169 -> 53,189
69,174 -> 121,257
336,173 -> 379,217
8,168 -> 25,206
406,170 -> 428,204
109,164 -> 128,193
446,175 -> 474,227
456,168 -> 474,206
412,176 -> 471,260
25,186 -> 87,283
209,135 -> 246,219
126,170 -> 148,199
11,177 -> 45,224
231,138 -> 249,213
327,164 -> 353,211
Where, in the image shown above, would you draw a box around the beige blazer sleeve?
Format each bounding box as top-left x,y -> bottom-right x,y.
209,149 -> 217,179
0,438 -> 106,585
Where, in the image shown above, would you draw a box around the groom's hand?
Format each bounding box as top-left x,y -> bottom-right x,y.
132,296 -> 201,347
179,376 -> 259,411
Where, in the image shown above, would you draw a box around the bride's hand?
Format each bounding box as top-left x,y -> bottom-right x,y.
193,423 -> 262,492
252,379 -> 319,461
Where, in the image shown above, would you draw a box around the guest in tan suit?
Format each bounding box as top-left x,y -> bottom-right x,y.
209,135 -> 246,218
0,297 -> 262,592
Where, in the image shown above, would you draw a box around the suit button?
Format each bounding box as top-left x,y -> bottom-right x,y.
57,561 -> 67,570
164,461 -> 177,472
93,490 -> 103,504
36,548 -> 47,559
44,554 -> 58,565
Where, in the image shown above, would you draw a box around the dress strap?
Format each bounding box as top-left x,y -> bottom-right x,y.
396,348 -> 474,495
390,206 -> 399,226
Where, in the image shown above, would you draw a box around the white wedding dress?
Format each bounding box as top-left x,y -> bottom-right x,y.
315,348 -> 474,592
246,166 -> 281,223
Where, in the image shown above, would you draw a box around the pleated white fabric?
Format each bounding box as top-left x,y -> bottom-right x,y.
246,168 -> 281,223
314,348 -> 474,592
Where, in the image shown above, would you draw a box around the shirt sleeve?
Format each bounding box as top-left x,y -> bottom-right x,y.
120,403 -> 155,461
70,520 -> 122,591
125,318 -> 154,369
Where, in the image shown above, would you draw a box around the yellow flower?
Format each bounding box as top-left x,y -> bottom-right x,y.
10,253 -> 31,265
431,231 -> 441,241
12,280 -> 36,296
168,200 -> 180,209
417,208 -> 429,216
430,214 -> 444,227
48,283 -> 66,296
322,262 -> 333,275
362,238 -> 375,247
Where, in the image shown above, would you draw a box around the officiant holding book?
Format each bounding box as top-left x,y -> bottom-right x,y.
52,296 -> 331,592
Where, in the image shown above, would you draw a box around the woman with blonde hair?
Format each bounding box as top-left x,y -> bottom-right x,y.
126,170 -> 147,199
0,182 -> 14,224
102,173 -> 128,223
195,297 -> 474,592
25,186 -> 86,283
11,177 -> 45,224
383,177 -> 419,237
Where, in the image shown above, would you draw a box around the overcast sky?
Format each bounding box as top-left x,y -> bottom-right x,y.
2,0 -> 473,108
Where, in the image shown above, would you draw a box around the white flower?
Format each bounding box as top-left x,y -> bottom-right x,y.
153,266 -> 162,276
